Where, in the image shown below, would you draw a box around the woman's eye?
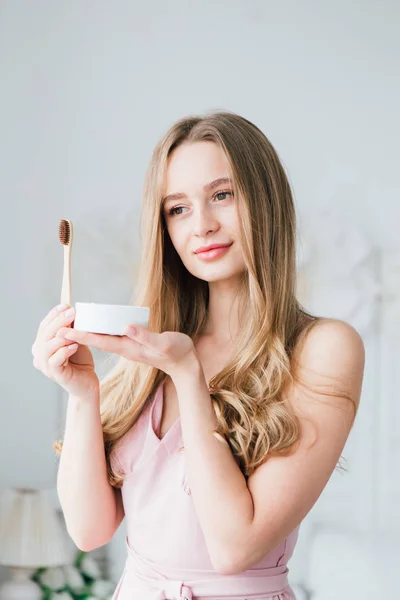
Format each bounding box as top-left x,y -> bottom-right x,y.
215,191 -> 232,201
167,191 -> 232,217
168,206 -> 185,216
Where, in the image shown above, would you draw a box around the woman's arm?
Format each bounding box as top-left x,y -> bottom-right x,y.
172,361 -> 254,574
57,389 -> 125,551
173,318 -> 364,575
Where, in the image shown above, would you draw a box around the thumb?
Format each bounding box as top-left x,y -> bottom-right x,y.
125,323 -> 149,341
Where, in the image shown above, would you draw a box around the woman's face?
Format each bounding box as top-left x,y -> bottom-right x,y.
162,141 -> 246,283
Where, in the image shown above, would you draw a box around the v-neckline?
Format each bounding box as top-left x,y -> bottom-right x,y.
151,380 -> 181,444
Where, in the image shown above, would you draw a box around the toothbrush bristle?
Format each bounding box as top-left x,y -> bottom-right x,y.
59,219 -> 70,245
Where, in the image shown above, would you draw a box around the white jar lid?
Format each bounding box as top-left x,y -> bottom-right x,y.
73,302 -> 150,336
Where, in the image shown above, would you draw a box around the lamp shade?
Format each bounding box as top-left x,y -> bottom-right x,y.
0,488 -> 72,568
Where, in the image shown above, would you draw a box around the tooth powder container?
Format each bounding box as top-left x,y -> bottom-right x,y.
73,302 -> 150,336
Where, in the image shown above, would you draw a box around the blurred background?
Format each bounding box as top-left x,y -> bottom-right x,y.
1,1 -> 399,599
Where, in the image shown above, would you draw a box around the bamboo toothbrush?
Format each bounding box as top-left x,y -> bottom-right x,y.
59,219 -> 73,365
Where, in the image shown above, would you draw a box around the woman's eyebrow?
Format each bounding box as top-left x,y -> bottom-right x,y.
162,177 -> 232,206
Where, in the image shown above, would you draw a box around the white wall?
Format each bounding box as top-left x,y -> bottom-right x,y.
1,1 -> 399,595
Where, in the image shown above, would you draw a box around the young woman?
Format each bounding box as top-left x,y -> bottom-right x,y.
32,111 -> 365,600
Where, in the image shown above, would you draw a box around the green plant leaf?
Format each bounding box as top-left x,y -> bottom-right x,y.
74,550 -> 87,569
43,588 -> 53,600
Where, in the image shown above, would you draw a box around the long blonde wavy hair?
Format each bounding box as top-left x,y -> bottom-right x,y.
57,111 -> 357,486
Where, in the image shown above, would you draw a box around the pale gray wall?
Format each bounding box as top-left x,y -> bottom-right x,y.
1,0 -> 399,490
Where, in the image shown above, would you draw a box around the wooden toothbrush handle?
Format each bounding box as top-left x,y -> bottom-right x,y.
61,244 -> 72,306
61,243 -> 72,366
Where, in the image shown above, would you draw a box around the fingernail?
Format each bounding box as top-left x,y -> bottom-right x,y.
56,303 -> 68,311
65,308 -> 75,317
126,326 -> 137,336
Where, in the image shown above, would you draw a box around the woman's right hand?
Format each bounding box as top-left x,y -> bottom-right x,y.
32,304 -> 100,398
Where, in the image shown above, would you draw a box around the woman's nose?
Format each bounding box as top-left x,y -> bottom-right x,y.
192,207 -> 219,236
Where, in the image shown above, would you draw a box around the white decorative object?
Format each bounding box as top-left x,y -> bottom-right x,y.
79,555 -> 101,580
31,549 -> 115,600
73,302 -> 150,336
62,566 -> 85,593
36,567 -> 66,591
0,488 -> 73,600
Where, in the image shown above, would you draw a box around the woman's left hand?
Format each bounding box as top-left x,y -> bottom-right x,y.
56,324 -> 197,379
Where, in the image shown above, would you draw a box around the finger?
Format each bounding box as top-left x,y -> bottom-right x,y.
48,343 -> 79,368
57,327 -> 150,363
57,328 -> 130,354
43,307 -> 76,341
38,303 -> 70,333
33,335 -> 73,367
32,317 -> 73,357
46,335 -> 74,357
33,336 -> 77,370
124,324 -> 157,349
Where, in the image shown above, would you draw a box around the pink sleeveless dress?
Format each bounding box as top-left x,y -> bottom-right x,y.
111,380 -> 299,600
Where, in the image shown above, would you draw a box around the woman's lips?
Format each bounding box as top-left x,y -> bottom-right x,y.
195,243 -> 233,261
